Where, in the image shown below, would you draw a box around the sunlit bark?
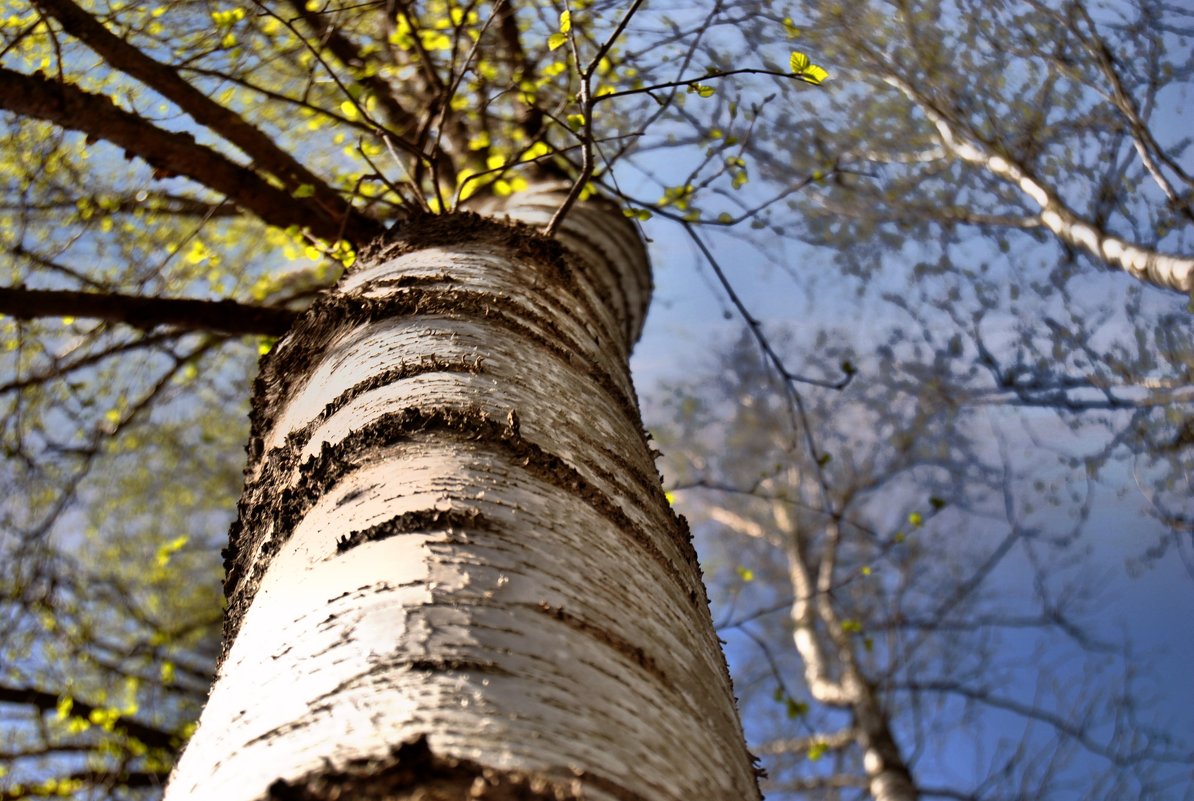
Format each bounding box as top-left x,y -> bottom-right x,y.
163,184 -> 761,801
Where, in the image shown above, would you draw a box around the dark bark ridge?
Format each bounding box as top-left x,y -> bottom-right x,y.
259,350 -> 661,539
265,734 -> 654,801
221,404 -> 702,658
334,506 -> 495,553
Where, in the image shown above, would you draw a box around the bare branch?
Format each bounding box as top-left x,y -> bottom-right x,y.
0,67 -> 384,246
32,0 -> 367,239
0,286 -> 298,336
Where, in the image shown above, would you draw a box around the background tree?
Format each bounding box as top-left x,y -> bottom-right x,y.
654,330 -> 1192,800
638,0 -> 1193,796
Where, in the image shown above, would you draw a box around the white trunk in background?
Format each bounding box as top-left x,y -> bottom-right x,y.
711,499 -> 918,801
164,184 -> 761,801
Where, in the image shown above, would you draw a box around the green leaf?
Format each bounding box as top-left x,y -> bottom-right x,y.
798,64 -> 829,84
785,698 -> 809,718
291,184 -> 315,198
841,618 -> 863,633
547,32 -> 568,51
559,9 -> 571,33
687,83 -> 715,98
808,741 -> 827,761
736,565 -> 755,582
908,511 -> 924,527
789,51 -> 829,84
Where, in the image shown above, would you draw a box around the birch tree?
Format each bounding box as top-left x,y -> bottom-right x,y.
0,0 -> 814,795
713,0 -> 1194,294
1,0 -> 1191,798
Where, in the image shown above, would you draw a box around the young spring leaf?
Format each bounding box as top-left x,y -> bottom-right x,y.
789,51 -> 829,85
548,9 -> 571,50
800,64 -> 829,84
785,698 -> 809,718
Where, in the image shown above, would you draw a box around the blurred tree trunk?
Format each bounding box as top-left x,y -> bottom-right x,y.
163,184 -> 761,801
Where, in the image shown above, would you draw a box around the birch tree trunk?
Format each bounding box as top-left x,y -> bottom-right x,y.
164,184 -> 761,801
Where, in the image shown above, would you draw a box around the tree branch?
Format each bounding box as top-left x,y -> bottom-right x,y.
883,72 -> 1193,294
31,0 -> 367,240
0,67 -> 384,246
0,682 -> 179,752
281,0 -> 421,140
0,286 -> 298,336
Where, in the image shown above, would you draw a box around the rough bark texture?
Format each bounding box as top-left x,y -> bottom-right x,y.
164,184 -> 761,801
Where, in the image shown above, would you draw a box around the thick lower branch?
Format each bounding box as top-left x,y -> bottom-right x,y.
31,0 -> 363,237
0,682 -> 179,752
0,67 -> 383,245
0,285 -> 298,336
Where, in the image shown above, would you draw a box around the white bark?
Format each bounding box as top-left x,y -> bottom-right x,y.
884,74 -> 1194,295
711,493 -> 918,801
165,185 -> 760,800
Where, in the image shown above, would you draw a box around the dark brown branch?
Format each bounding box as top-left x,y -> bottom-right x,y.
0,682 -> 179,752
31,0 -> 370,240
0,66 -> 384,246
0,331 -> 181,395
1,192 -> 242,218
0,286 -> 298,336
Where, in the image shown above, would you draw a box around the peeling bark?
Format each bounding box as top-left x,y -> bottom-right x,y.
164,184 -> 760,800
